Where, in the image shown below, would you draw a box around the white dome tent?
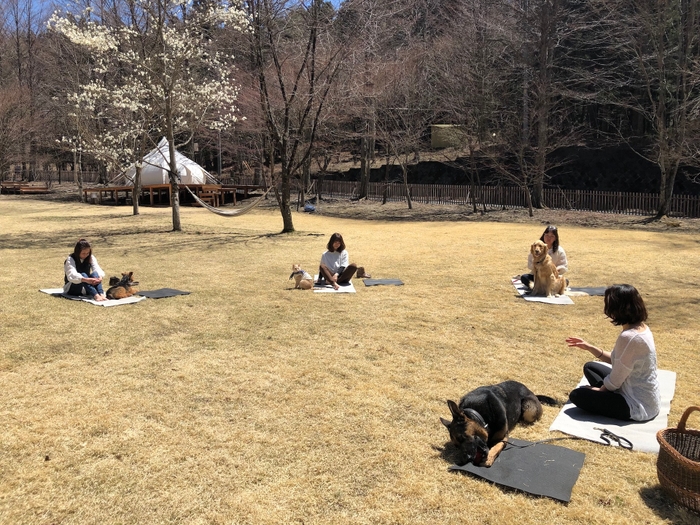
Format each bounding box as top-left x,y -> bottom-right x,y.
118,137 -> 216,186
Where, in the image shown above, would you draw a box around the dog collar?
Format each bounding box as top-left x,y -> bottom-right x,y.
464,408 -> 488,429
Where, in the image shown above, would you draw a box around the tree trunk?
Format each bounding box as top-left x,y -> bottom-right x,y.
358,134 -> 369,199
656,161 -> 679,218
166,97 -> 182,231
382,153 -> 390,205
74,148 -> 84,203
132,134 -> 146,216
279,164 -> 294,233
401,162 -> 412,210
524,184 -> 534,217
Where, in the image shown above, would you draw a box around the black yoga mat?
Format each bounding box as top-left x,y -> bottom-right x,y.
449,438 -> 585,503
136,288 -> 191,299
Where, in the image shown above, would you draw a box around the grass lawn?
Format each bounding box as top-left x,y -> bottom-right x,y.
1,197 -> 699,524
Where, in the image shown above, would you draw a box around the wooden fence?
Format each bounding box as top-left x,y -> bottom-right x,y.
6,170 -> 700,217
314,180 -> 700,218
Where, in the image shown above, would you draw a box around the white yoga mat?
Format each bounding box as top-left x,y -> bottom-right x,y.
511,278 -> 574,305
313,277 -> 356,294
549,368 -> 676,453
40,288 -> 146,307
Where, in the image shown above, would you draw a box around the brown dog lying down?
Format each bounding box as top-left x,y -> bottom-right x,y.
530,241 -> 566,297
106,272 -> 140,299
290,264 -> 314,290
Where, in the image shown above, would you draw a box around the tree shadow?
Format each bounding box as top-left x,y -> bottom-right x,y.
639,485 -> 699,524
0,227 -> 296,252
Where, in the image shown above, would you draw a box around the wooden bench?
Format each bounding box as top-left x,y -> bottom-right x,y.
193,184 -> 221,207
1,182 -> 50,194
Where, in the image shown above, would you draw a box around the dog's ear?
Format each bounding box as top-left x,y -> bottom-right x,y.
447,400 -> 464,420
440,417 -> 452,428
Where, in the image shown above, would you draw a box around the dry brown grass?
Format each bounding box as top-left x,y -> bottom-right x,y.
1,195 -> 699,524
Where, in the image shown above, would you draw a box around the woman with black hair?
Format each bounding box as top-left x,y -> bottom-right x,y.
566,284 -> 660,421
317,232 -> 357,290
521,225 -> 568,290
63,238 -> 106,301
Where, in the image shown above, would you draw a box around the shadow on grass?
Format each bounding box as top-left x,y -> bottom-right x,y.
0,228 -> 300,251
639,485 -> 699,524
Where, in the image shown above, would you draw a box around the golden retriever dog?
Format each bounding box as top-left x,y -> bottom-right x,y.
290,264 -> 314,290
530,241 -> 566,297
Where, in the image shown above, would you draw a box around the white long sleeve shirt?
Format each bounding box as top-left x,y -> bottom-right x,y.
528,245 -> 568,275
603,327 -> 660,421
63,255 -> 105,293
320,249 -> 349,274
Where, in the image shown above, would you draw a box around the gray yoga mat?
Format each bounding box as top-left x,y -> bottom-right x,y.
568,286 -> 607,296
363,279 -> 404,286
136,288 -> 191,299
449,438 -> 585,503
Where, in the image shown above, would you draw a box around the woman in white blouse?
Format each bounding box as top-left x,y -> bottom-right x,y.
64,238 -> 107,301
566,284 -> 660,421
521,225 -> 568,290
317,233 -> 357,290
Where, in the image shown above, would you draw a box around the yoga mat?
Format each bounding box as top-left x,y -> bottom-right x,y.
313,277 -> 356,294
511,278 -> 574,305
567,286 -> 607,296
449,438 -> 585,503
39,288 -> 146,307
549,368 -> 676,453
363,279 -> 404,286
137,288 -> 191,299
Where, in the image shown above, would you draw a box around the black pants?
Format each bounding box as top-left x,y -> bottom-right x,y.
520,274 -> 534,289
569,361 -> 631,420
318,263 -> 357,284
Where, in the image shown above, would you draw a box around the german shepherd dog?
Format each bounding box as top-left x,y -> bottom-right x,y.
106,272 -> 140,299
441,380 -> 558,467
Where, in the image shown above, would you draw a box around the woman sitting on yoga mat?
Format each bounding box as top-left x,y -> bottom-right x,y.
566,284 -> 660,421
317,232 -> 357,290
64,238 -> 106,301
521,225 -> 568,290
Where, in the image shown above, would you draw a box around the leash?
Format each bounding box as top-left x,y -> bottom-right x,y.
502,428 -> 634,451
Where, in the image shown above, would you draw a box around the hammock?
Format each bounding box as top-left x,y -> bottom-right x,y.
184,185 -> 272,217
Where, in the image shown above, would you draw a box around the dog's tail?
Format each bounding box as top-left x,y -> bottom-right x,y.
536,395 -> 563,407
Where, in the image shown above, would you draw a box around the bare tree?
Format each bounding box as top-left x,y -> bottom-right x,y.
571,0 -> 700,219
247,0 -> 349,232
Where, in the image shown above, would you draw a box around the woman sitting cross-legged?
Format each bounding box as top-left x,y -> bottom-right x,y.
317,232 -> 357,290
566,284 -> 660,421
64,238 -> 107,301
521,225 -> 568,290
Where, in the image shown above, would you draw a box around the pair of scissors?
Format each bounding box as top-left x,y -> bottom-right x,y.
594,427 -> 633,450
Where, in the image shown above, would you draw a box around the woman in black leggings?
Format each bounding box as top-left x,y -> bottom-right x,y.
566,284 -> 660,422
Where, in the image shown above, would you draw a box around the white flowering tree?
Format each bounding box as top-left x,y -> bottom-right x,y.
49,0 -> 248,229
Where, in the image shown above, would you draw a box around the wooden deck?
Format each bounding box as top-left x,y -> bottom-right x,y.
1,181 -> 50,194
82,184 -> 266,207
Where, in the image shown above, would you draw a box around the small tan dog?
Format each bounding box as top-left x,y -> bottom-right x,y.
290,264 -> 314,290
530,241 -> 566,297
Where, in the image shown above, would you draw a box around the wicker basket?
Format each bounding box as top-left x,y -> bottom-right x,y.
657,406 -> 700,514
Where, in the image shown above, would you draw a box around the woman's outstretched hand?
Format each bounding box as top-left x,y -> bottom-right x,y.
566,337 -> 593,351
